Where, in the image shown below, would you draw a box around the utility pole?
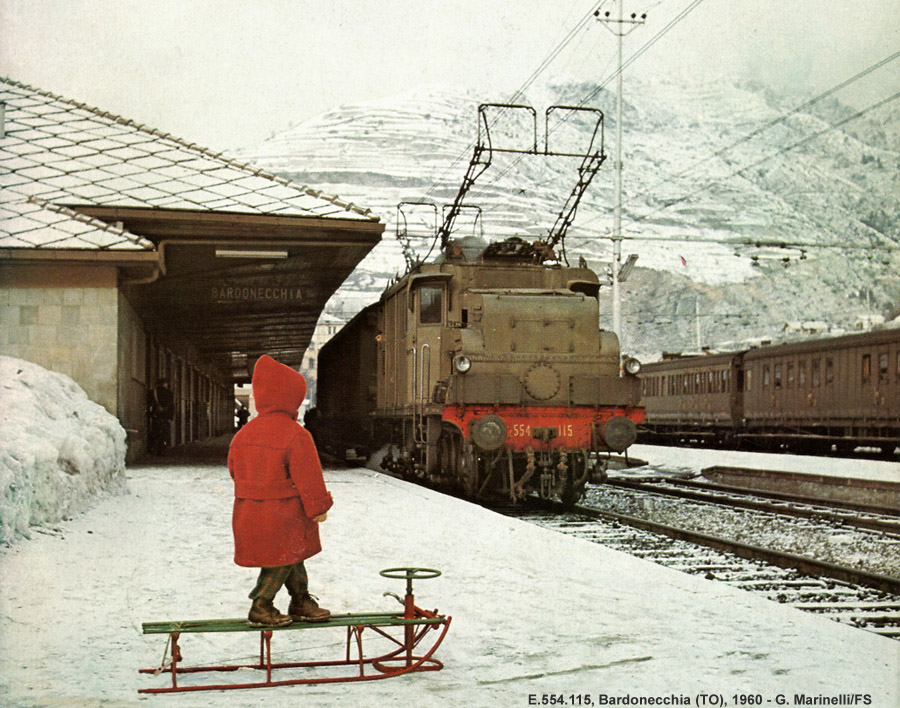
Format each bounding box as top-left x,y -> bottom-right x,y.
597,2 -> 645,355
695,296 -> 702,350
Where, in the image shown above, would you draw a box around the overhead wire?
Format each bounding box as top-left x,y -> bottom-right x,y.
565,86 -> 900,252
469,0 -> 708,208
474,9 -> 898,267
400,2 -> 609,263
621,48 -> 900,207
419,1 -> 608,206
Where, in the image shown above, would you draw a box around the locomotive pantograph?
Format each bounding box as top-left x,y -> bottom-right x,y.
309,104 -> 645,504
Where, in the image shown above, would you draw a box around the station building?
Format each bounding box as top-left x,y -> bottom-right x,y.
0,77 -> 383,460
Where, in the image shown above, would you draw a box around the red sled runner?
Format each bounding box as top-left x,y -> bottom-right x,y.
138,568 -> 451,693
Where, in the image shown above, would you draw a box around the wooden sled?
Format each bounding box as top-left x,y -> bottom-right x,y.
138,568 -> 451,693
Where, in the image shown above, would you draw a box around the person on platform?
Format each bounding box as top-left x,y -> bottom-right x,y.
236,404 -> 250,430
148,378 -> 175,456
228,355 -> 333,627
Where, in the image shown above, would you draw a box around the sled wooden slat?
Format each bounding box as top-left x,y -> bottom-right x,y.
142,612 -> 442,635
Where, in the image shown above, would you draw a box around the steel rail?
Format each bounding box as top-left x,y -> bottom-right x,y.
606,479 -> 900,536
530,498 -> 900,595
658,477 -> 900,517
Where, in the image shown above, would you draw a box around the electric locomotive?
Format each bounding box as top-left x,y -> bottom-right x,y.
309,102 -> 645,502
310,235 -> 644,503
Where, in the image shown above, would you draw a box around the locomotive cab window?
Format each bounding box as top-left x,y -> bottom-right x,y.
418,285 -> 444,324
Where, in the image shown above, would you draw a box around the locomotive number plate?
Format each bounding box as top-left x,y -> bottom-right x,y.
510,423 -> 575,438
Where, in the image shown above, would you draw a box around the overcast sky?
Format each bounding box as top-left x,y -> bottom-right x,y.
1,0 -> 898,151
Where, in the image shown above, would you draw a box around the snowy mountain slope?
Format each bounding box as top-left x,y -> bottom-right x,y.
238,79 -> 900,355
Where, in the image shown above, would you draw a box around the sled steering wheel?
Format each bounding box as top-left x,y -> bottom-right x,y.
380,567 -> 442,595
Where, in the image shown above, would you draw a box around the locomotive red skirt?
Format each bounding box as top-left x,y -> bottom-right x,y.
442,404 -> 645,453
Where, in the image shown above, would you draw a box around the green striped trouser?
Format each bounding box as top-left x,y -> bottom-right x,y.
249,561 -> 309,600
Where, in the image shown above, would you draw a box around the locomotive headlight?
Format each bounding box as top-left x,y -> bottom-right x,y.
454,355 -> 472,373
623,357 -> 642,376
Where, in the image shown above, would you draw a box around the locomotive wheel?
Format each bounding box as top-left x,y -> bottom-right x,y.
439,429 -> 478,498
438,430 -> 457,478
458,441 -> 479,499
560,451 -> 588,508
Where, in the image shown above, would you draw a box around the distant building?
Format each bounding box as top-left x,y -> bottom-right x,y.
855,314 -> 886,330
299,313 -> 346,417
783,321 -> 830,335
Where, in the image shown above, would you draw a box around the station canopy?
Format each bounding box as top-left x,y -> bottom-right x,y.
0,77 -> 383,379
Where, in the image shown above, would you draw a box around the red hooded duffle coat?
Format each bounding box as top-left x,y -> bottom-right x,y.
228,355 -> 333,568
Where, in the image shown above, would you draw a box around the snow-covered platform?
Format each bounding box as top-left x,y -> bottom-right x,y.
1,456 -> 898,707
626,444 -> 900,483
622,445 -> 900,509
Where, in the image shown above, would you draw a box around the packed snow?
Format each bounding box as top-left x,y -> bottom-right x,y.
0,453 -> 897,707
0,356 -> 127,545
1,366 -> 897,706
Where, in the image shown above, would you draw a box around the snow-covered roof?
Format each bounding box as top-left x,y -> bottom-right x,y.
0,77 -> 377,251
0,196 -> 153,250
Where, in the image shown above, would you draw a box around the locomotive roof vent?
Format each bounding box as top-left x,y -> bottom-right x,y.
440,235 -> 489,262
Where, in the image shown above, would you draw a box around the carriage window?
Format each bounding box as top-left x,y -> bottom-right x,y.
861,354 -> 871,383
786,362 -> 794,388
418,286 -> 443,324
774,363 -> 782,389
811,359 -> 820,387
762,365 -> 770,388
798,361 -> 806,386
825,357 -> 834,385
878,353 -> 889,382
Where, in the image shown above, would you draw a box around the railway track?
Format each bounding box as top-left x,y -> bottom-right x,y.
606,476 -> 900,536
504,496 -> 900,640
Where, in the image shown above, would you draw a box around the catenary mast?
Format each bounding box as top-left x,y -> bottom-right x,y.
597,1 -> 645,357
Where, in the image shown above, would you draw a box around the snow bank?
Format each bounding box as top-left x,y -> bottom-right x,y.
0,356 -> 127,544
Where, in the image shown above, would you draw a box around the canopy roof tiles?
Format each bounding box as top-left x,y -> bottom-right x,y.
0,196 -> 152,250
0,76 -> 377,253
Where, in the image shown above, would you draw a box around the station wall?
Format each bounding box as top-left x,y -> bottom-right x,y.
0,263 -> 119,412
1,262 -> 235,461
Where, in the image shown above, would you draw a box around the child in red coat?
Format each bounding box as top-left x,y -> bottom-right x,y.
228,355 -> 334,627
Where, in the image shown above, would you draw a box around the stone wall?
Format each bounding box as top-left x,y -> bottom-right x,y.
0,263 -> 119,414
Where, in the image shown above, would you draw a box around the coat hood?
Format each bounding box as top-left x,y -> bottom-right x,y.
252,355 -> 307,417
